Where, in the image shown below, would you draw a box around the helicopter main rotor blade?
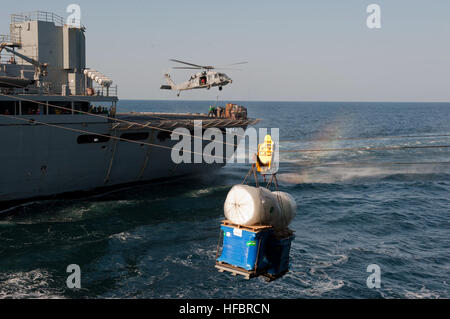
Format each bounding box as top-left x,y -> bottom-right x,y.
169,59 -> 205,68
215,68 -> 243,71
215,62 -> 248,69
227,61 -> 248,66
172,67 -> 203,70
172,66 -> 240,71
170,59 -> 215,70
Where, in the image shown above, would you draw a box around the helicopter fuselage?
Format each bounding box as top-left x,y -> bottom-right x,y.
161,71 -> 232,93
160,58 -> 246,96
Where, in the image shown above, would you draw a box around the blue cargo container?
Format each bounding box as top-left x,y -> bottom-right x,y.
264,235 -> 295,277
217,225 -> 272,271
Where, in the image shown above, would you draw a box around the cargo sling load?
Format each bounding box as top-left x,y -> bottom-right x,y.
0,11 -> 258,204
215,135 -> 296,281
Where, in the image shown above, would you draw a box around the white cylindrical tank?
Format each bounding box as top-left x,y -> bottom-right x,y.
224,185 -> 297,229
224,185 -> 282,227
272,191 -> 297,230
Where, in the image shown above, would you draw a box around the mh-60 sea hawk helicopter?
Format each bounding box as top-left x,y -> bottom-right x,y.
160,59 -> 247,96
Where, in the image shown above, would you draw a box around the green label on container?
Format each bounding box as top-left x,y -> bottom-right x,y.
246,241 -> 257,247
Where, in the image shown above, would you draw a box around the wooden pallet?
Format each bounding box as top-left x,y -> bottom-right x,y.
261,270 -> 289,282
221,220 -> 272,233
215,261 -> 261,280
215,261 -> 289,282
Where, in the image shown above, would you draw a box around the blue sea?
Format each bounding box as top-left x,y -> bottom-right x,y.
0,101 -> 449,298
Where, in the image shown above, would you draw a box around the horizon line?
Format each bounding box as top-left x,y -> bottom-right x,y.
117,98 -> 450,103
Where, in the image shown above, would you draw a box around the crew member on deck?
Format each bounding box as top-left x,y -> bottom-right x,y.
208,105 -> 216,117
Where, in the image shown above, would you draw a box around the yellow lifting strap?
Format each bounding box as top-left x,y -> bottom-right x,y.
256,134 -> 274,173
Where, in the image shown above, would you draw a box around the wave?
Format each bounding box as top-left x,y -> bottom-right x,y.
277,164 -> 450,184
0,269 -> 64,299
404,287 -> 440,299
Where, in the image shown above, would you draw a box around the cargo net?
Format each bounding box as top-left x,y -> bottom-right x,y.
207,103 -> 247,120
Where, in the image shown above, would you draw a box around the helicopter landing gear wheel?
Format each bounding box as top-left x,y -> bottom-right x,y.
219,86 -> 223,91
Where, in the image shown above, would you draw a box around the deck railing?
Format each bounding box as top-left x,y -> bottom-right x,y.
3,81 -> 118,98
0,51 -> 38,65
0,34 -> 21,45
11,11 -> 65,27
10,11 -> 85,29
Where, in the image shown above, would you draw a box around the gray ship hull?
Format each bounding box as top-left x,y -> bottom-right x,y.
0,114 -> 242,203
0,10 -> 255,205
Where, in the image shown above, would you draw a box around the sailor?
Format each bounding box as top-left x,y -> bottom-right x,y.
208,105 -> 216,117
216,107 -> 223,118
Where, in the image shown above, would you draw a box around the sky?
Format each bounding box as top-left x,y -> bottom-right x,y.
1,0 -> 450,101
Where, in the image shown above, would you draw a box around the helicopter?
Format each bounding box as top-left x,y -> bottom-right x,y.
160,59 -> 247,96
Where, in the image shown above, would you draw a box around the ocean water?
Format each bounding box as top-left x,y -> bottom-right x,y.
0,101 -> 449,299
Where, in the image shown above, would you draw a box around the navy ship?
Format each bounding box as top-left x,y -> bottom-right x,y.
0,11 -> 256,204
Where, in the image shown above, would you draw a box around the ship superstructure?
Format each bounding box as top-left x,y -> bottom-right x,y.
0,11 -> 256,203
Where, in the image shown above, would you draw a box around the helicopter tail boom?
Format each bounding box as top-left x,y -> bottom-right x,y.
160,73 -> 176,90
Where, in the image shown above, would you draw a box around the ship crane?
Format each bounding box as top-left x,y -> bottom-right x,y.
0,43 -> 49,82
